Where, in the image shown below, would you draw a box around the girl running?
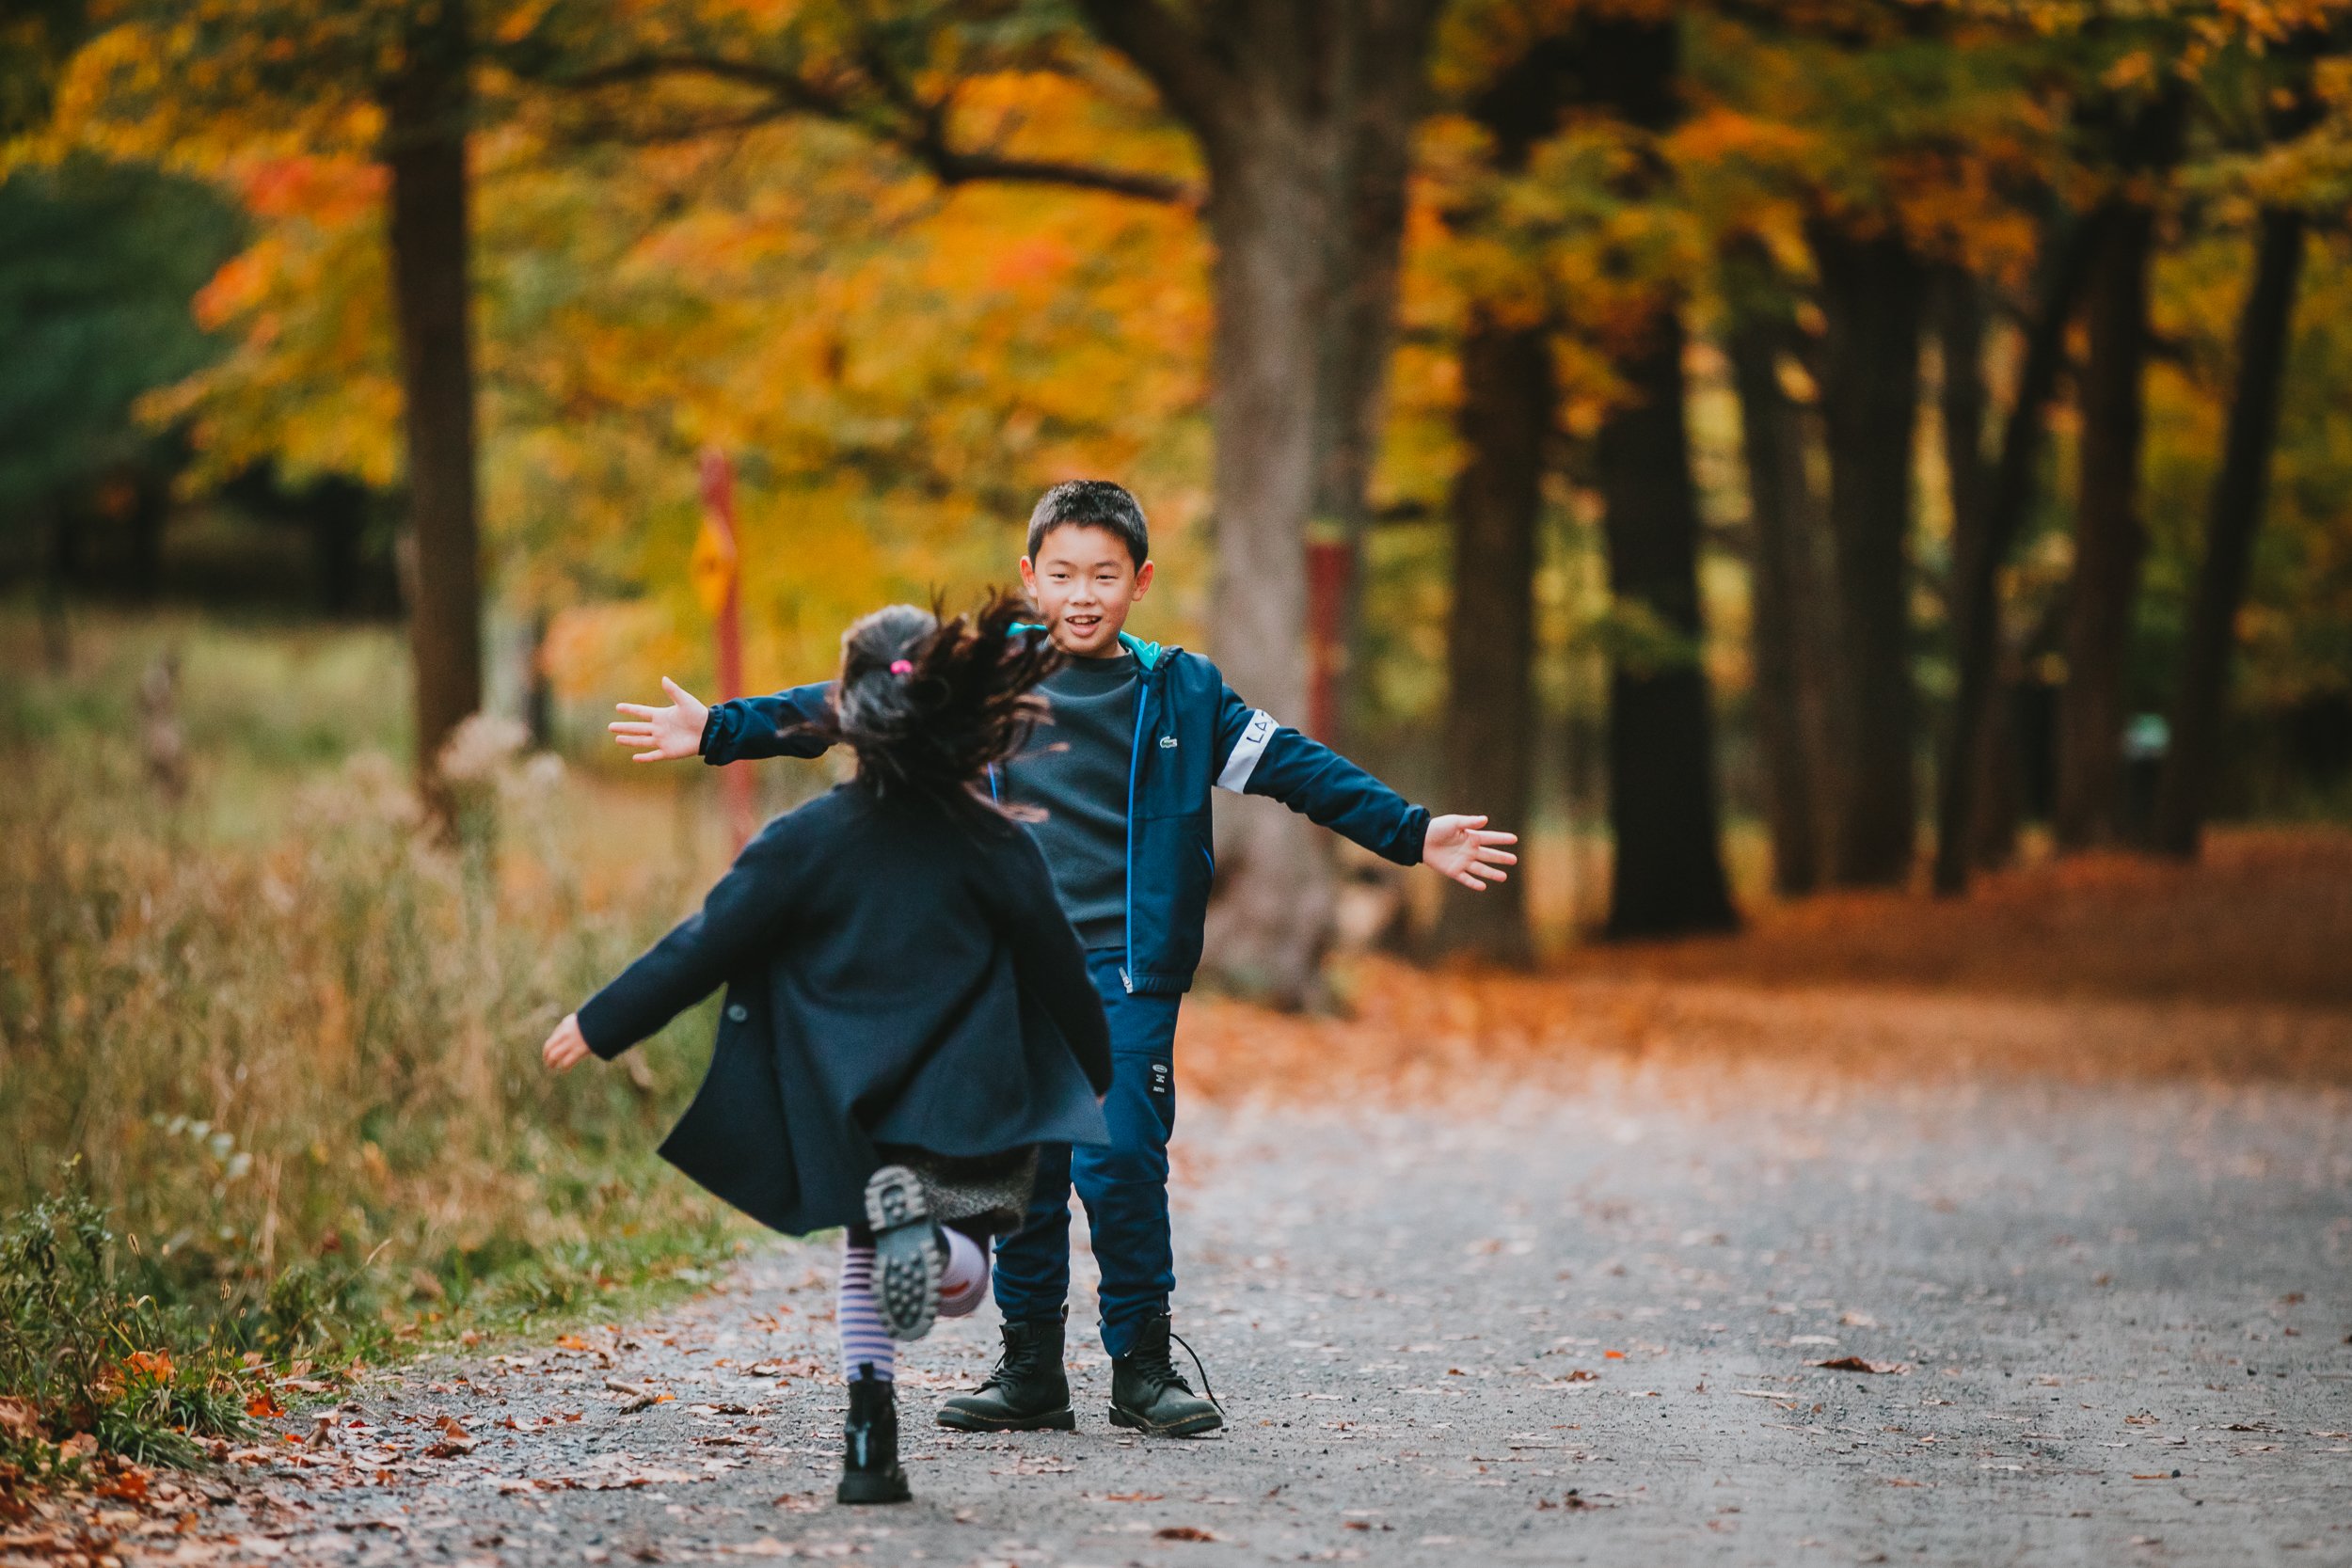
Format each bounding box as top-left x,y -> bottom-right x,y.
540,594 -> 1112,1505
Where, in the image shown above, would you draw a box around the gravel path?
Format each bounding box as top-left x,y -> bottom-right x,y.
168,1004 -> 2352,1567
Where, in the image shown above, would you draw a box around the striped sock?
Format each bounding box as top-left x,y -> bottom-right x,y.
837,1243 -> 895,1384
937,1227 -> 989,1320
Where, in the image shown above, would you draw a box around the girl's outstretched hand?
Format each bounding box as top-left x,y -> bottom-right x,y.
542,1012 -> 592,1071
1422,814 -> 1518,891
610,677 -> 709,762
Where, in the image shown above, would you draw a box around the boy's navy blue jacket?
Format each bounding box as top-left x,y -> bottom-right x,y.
698,634 -> 1433,995
577,784 -> 1113,1237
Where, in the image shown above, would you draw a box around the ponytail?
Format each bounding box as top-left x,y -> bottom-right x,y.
806,591 -> 1059,806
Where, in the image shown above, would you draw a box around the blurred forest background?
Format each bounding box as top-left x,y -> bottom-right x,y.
4,0 -> 2352,1466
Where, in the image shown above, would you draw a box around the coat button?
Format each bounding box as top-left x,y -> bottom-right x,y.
726,1003 -> 748,1022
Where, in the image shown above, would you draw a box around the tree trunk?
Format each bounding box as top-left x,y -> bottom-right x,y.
1430,312 -> 1546,961
525,608 -> 556,749
2054,198 -> 2160,848
383,2 -> 483,831
2153,208 -> 2307,858
1931,209 -> 2106,895
1931,266 -> 2014,870
1724,247 -> 1833,897
1597,303 -> 1739,938
1082,0 -> 1440,1006
1809,219 -> 1926,886
1423,21 -> 1584,959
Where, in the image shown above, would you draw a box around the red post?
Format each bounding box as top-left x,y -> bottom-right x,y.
1305,536 -> 1353,741
697,449 -> 755,849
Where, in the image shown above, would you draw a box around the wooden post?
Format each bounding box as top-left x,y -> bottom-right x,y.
696,449 -> 754,848
1305,534 -> 1351,741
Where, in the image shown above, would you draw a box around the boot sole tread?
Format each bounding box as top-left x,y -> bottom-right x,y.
862,1166 -> 938,1342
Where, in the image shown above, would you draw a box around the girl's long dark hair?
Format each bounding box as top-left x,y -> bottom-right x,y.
806,591 -> 1060,807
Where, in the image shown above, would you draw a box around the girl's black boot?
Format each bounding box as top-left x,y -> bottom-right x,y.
836,1368 -> 911,1504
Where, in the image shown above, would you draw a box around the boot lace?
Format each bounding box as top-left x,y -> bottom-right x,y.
1133,1327 -> 1223,1413
982,1326 -> 1046,1391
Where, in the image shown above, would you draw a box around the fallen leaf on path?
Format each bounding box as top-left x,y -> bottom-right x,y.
1806,1357 -> 1911,1374
583,1467 -> 700,1490
1154,1526 -> 1216,1542
92,1468 -> 150,1502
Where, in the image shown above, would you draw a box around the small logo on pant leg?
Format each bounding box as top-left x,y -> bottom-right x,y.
1148,1062 -> 1172,1098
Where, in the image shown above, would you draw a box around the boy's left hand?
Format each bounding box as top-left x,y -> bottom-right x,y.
1423,815 -> 1518,891
542,1013 -> 592,1071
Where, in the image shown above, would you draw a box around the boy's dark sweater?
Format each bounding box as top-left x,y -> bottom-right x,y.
1004,653 -> 1137,950
578,783 -> 1112,1236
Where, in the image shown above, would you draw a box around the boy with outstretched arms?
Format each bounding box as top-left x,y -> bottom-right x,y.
613,481 -> 1517,1437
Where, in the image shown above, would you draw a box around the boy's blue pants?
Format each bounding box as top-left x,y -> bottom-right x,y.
992,950 -> 1179,1359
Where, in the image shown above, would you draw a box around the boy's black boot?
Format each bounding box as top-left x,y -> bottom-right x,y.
1108,1313 -> 1223,1437
934,1315 -> 1076,1433
835,1368 -> 911,1505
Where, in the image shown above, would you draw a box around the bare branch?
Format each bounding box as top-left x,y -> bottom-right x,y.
551,47 -> 1191,206
924,147 -> 1188,203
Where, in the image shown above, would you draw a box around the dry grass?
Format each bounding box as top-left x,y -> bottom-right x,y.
0,610 -> 758,1402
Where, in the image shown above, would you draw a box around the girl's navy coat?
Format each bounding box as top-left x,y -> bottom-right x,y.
576,783 -> 1114,1237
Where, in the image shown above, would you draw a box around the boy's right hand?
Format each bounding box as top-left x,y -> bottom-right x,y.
611,677 -> 709,762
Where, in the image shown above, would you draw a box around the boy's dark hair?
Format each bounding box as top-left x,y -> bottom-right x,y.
1025,480 -> 1149,568
810,592 -> 1061,808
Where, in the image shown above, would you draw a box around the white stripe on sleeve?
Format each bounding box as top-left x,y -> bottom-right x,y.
1216,708 -> 1279,793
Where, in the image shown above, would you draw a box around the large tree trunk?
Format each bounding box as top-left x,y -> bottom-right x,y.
384,2 -> 483,831
2054,198 -> 2162,848
1430,312 -> 1546,961
1597,302 -> 1738,938
1196,141 -> 1336,999
1081,0 -> 1440,1006
1724,245 -> 1834,897
1931,210 -> 2106,895
1809,219 -> 1926,886
2153,208 -> 2307,858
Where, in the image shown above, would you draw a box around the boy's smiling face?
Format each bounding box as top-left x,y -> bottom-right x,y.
1019,523 -> 1153,658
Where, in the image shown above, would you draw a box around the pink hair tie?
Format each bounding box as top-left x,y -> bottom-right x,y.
888,658 -> 914,675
